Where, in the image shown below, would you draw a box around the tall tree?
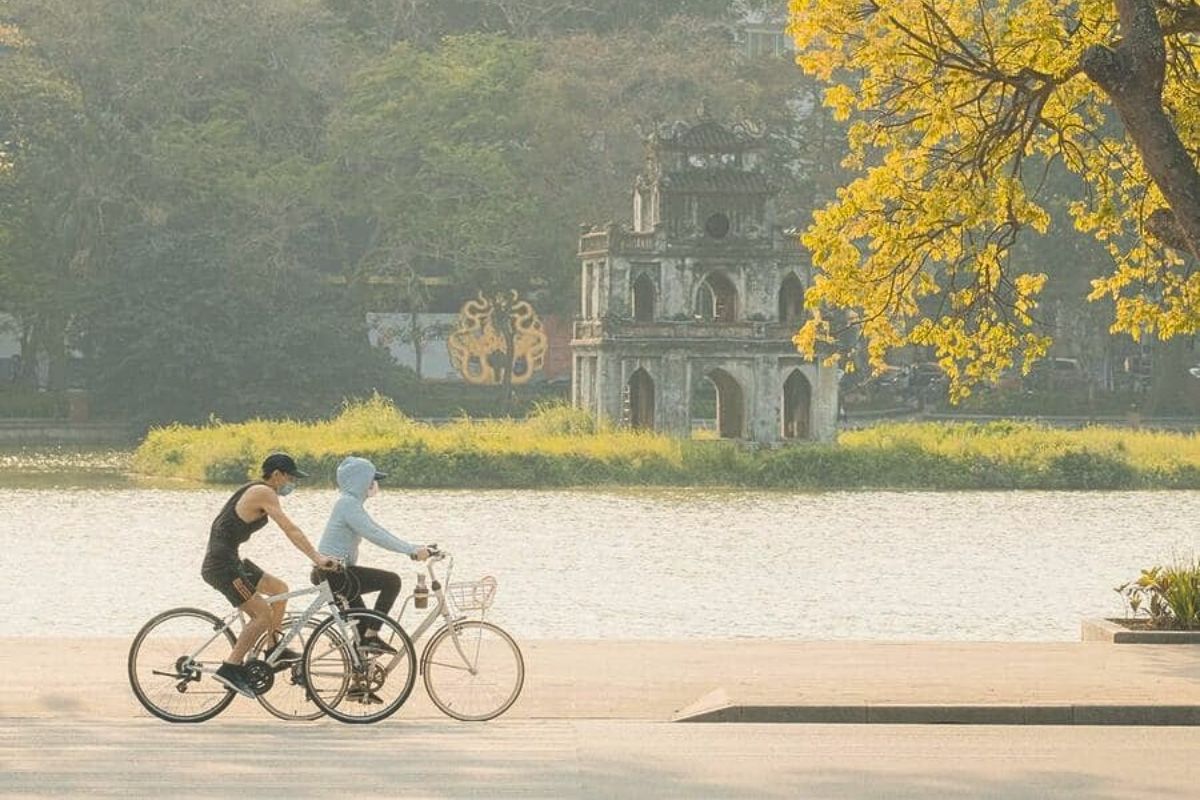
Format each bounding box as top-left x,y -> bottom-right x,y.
518,17 -> 845,306
323,0 -> 743,49
0,20 -> 108,390
0,1 -> 403,422
787,0 -> 1200,396
0,1 -> 842,422
327,35 -> 543,297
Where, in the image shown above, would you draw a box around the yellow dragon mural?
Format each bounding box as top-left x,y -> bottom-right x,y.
447,291 -> 548,385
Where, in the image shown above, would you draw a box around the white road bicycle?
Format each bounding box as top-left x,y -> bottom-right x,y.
128,566 -> 418,725
395,547 -> 525,721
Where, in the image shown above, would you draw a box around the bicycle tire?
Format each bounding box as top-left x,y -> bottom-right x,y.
301,609 -> 417,724
253,614 -> 327,722
128,607 -> 237,723
422,620 -> 524,721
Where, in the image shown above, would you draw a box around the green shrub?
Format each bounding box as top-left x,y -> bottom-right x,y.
522,402 -> 601,436
0,390 -> 67,419
1117,559 -> 1200,630
1046,451 -> 1138,490
133,404 -> 1200,490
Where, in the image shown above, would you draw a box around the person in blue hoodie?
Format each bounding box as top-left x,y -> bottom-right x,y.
313,456 -> 430,653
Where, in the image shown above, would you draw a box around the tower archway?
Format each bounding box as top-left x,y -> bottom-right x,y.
706,368 -> 745,439
632,273 -> 656,322
627,368 -> 655,430
778,273 -> 805,323
696,272 -> 738,323
782,369 -> 812,440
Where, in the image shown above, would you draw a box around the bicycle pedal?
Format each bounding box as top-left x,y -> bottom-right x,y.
347,690 -> 383,705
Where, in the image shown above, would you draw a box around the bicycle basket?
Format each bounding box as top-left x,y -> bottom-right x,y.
446,576 -> 497,612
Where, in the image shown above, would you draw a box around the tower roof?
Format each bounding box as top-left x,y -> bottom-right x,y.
649,117 -> 766,153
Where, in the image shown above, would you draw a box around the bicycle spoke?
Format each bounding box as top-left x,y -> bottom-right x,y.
302,610 -> 416,724
253,614 -> 330,722
422,621 -> 523,721
128,609 -> 238,723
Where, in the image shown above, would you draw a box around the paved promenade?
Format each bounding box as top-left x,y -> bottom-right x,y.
3,638 -> 1200,797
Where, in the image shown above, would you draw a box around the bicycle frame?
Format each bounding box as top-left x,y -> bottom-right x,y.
394,554 -> 482,675
179,578 -> 365,676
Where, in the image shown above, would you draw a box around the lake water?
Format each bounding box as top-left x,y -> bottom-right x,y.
3,453 -> 1197,640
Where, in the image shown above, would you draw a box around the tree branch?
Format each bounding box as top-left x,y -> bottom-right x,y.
1080,0 -> 1200,261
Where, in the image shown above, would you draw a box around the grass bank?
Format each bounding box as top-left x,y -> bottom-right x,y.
132,397 -> 1200,490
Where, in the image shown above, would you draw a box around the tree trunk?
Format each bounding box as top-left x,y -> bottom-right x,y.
1145,336 -> 1187,415
43,327 -> 63,392
40,312 -> 69,391
1081,0 -> 1200,261
15,321 -> 33,386
501,327 -> 516,412
409,313 -> 423,381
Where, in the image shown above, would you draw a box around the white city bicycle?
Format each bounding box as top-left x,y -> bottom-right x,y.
395,547 -> 525,721
128,566 -> 418,725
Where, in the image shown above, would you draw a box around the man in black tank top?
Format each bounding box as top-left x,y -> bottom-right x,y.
201,452 -> 336,698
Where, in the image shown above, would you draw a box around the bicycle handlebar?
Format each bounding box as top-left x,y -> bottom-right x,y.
418,545 -> 453,584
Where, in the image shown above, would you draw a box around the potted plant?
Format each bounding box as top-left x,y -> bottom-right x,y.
1082,557 -> 1200,643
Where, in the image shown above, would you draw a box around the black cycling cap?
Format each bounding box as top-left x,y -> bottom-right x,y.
261,452 -> 309,479
374,471 -> 388,481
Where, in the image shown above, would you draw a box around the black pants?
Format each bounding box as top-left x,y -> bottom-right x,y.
311,564 -> 401,633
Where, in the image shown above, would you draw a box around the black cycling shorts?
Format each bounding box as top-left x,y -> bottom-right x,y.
201,557 -> 265,608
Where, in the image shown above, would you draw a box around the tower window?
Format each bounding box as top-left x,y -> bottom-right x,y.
697,272 -> 738,323
632,273 -> 656,322
704,213 -> 731,239
778,273 -> 806,323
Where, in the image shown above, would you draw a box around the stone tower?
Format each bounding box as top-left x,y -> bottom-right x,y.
571,113 -> 839,443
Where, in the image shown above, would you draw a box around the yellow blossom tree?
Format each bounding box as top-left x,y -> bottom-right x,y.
788,0 -> 1200,397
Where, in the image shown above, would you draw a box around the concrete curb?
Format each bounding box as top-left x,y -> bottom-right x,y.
1081,618 -> 1200,644
674,703 -> 1200,725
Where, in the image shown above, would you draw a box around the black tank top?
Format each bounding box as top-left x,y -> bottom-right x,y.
206,482 -> 270,560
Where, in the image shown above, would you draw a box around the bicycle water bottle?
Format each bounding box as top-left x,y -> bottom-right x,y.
414,574 -> 429,610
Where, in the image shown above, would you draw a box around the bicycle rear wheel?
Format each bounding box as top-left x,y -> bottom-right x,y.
301,609 -> 417,724
422,620 -> 524,721
253,614 -> 326,722
128,607 -> 237,723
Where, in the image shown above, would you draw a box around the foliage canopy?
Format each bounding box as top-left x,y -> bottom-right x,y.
0,1 -> 833,423
788,0 -> 1200,396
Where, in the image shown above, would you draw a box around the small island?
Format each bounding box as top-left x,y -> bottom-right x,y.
134,396 -> 1200,491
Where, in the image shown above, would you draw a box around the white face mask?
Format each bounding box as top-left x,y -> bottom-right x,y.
367,480 -> 380,499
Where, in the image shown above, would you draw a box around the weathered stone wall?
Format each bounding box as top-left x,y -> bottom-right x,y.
573,331 -> 840,443
571,117 -> 838,443
603,254 -> 812,323
573,246 -> 838,443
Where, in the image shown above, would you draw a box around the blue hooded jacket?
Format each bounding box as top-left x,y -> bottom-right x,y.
318,456 -> 416,565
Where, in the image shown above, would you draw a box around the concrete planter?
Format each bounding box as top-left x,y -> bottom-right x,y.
1082,617 -> 1200,644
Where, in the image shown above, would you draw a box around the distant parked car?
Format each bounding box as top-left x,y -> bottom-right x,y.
872,365 -> 910,389
908,362 -> 947,391
1026,357 -> 1086,392
859,365 -> 908,394
855,365 -> 909,404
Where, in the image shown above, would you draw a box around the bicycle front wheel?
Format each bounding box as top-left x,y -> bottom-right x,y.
302,609 -> 417,724
127,607 -> 237,723
422,620 -> 524,721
